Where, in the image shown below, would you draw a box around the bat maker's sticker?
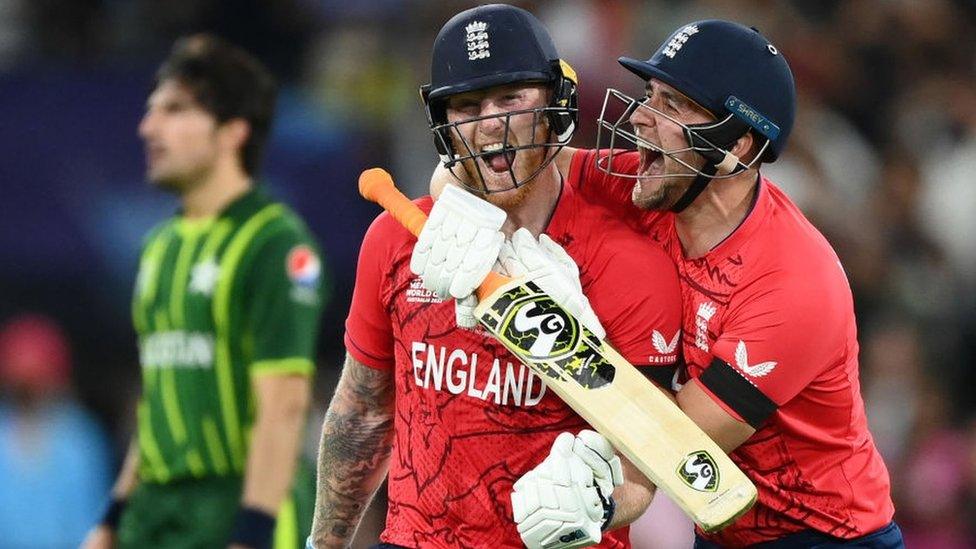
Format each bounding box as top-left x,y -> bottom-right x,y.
480,281 -> 616,389
678,451 -> 720,492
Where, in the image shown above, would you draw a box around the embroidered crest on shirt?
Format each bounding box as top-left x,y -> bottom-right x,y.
649,329 -> 680,364
189,258 -> 220,296
734,340 -> 777,377
465,20 -> 490,60
695,302 -> 717,352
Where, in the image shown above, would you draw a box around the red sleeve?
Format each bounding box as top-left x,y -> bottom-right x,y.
344,211 -> 406,370
570,148 -> 667,234
709,260 -> 854,406
584,227 -> 683,372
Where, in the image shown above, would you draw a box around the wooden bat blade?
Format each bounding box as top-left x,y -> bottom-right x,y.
475,277 -> 756,532
357,168 -> 757,532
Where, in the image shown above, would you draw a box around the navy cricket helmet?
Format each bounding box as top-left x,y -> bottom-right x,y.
618,19 -> 795,161
422,3 -> 578,192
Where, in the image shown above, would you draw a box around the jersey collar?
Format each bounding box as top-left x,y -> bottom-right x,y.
697,173 -> 771,260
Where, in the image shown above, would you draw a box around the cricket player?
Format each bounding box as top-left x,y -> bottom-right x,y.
82,35 -> 326,549
430,18 -> 904,549
309,5 -> 681,548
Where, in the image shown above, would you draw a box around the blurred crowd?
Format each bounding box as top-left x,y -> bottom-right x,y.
1,0 -> 975,547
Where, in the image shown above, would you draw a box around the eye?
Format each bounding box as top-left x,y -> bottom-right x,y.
451,99 -> 480,114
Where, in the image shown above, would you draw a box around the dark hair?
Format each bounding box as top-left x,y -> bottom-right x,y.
155,34 -> 277,176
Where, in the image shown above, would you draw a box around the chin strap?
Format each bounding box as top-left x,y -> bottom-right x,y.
668,115 -> 753,213
669,162 -> 718,213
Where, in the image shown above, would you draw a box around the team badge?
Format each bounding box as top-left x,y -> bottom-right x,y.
286,245 -> 321,288
465,20 -> 490,60
677,450 -> 719,492
662,24 -> 699,59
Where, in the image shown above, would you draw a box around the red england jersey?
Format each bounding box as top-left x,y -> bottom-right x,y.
344,150 -> 682,548
576,149 -> 895,547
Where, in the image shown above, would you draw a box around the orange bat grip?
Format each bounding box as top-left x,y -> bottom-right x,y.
358,168 -> 509,302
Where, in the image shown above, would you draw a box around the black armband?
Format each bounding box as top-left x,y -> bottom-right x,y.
228,506 -> 277,549
699,358 -> 777,429
641,364 -> 679,392
100,497 -> 127,530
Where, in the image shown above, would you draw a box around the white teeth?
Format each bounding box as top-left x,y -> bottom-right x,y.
481,143 -> 504,153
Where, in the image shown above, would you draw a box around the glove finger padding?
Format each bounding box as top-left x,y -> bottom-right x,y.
497,239 -> 526,278
538,234 -> 583,292
410,184 -> 506,300
511,432 -> 607,549
503,230 -> 607,340
573,430 -> 625,498
450,229 -> 504,299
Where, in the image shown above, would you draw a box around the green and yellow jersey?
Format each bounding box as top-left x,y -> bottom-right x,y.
131,188 -> 326,483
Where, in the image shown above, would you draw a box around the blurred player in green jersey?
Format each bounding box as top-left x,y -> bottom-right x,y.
82,34 -> 326,549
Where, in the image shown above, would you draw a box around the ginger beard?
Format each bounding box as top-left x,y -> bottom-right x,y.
448,106 -> 554,210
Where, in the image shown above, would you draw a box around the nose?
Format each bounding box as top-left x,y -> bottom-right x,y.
628,98 -> 656,131
477,100 -> 507,136
138,110 -> 156,140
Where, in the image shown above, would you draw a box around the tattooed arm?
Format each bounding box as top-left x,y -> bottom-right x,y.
310,353 -> 396,548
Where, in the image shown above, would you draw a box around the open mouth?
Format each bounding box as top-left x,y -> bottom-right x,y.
638,146 -> 664,177
480,142 -> 517,173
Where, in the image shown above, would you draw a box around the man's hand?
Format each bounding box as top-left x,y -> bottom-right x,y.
80,525 -> 115,549
511,431 -> 624,549
499,229 -> 606,339
410,184 -> 505,328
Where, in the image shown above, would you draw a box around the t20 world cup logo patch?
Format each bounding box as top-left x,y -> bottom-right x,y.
286,245 -> 321,288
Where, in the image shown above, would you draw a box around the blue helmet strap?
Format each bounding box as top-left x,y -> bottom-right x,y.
669,115 -> 752,213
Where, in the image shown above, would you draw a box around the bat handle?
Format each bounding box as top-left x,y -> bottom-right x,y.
358,168 -> 510,300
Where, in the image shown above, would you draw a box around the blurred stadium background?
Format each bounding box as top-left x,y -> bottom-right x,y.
1,0 -> 974,547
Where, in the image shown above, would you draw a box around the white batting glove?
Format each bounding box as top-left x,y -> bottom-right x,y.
410,185 -> 505,324
573,430 -> 625,499
454,294 -> 479,329
511,431 -> 624,549
498,228 -> 606,339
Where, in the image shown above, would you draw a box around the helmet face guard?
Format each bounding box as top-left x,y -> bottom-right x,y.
427,101 -> 576,194
594,87 -> 768,182
422,4 -> 578,194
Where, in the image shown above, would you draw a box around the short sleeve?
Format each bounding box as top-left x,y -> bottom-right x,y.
571,149 -> 667,234
585,230 -> 683,373
709,268 -> 853,406
344,213 -> 400,370
244,224 -> 326,376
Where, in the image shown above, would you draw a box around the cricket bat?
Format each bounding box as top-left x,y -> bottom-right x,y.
359,167 -> 757,532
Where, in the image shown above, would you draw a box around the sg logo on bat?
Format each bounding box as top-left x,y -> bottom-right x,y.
678,451 -> 720,492
480,281 -> 616,389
